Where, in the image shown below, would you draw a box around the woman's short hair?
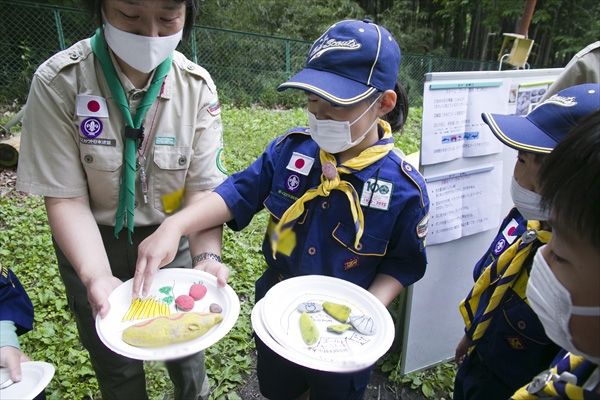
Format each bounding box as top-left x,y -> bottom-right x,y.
84,0 -> 199,40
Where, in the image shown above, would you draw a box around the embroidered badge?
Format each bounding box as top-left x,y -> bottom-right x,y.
76,95 -> 109,118
286,173 -> 301,193
493,238 -> 507,256
216,148 -> 228,174
416,212 -> 430,239
344,257 -> 359,271
286,152 -> 314,176
208,101 -> 221,116
360,178 -> 393,211
155,136 -> 175,146
501,218 -> 519,245
81,117 -> 103,138
506,335 -> 527,350
309,33 -> 361,62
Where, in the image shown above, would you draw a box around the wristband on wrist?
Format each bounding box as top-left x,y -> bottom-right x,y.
192,252 -> 222,266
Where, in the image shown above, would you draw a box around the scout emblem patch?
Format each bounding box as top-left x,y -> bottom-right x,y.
76,95 -> 109,118
81,117 -> 103,138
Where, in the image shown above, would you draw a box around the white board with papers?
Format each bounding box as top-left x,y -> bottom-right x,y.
400,68 -> 563,375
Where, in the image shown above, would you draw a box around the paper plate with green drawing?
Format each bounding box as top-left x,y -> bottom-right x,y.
96,269 -> 240,360
254,275 -> 395,372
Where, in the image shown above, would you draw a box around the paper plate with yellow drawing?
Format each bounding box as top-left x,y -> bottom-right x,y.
96,269 -> 240,361
255,275 -> 395,372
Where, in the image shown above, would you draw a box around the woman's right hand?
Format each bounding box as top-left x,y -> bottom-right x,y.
133,219 -> 182,298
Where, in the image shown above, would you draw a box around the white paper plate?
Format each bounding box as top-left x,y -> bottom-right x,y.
259,275 -> 394,371
0,362 -> 55,400
96,269 -> 240,360
253,298 -> 374,372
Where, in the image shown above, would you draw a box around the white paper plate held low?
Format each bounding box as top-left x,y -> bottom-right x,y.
254,275 -> 395,372
96,269 -> 240,360
0,362 -> 55,400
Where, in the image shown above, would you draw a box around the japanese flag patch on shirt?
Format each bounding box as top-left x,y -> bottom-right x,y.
502,218 -> 520,245
76,95 -> 109,118
286,152 -> 314,176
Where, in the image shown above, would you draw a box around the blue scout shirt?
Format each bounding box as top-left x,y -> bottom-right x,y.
472,207 -> 528,280
215,125 -> 429,300
0,264 -> 34,343
460,209 -> 560,393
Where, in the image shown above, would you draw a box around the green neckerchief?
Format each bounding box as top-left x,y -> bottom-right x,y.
90,28 -> 173,243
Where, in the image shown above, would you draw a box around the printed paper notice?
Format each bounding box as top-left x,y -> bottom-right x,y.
425,162 -> 502,245
421,81 -> 506,165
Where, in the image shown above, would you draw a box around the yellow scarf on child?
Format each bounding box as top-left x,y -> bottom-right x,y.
270,120 -> 395,258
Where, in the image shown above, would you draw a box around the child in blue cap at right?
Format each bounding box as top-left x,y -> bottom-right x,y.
454,83 -> 600,400
134,19 -> 429,399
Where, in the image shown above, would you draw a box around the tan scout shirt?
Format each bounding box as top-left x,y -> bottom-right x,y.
17,38 -> 227,226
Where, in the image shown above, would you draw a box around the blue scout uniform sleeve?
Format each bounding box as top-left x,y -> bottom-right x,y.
472,207 -> 528,280
0,265 -> 34,336
214,129 -> 299,230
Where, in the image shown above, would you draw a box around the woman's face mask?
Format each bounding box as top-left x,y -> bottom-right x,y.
527,245 -> 600,364
308,95 -> 381,154
103,15 -> 182,73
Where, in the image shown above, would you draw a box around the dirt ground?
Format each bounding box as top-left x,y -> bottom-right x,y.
235,351 -> 429,400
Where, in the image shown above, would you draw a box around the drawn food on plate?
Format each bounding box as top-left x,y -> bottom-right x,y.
122,312 -> 223,347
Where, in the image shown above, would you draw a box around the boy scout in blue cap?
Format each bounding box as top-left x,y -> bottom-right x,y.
454,84 -> 600,400
134,19 -> 429,399
511,108 -> 600,399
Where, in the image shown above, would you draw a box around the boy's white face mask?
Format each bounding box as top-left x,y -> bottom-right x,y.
308,95 -> 381,154
103,16 -> 182,73
510,176 -> 551,221
527,246 -> 600,364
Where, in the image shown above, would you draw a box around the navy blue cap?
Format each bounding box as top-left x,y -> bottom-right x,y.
482,83 -> 600,154
277,19 -> 401,106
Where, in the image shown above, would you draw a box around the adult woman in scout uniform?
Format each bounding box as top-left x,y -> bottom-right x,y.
134,19 -> 429,399
454,84 -> 600,400
16,1 -> 227,398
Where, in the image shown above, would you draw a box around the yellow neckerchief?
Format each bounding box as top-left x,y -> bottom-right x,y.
511,353 -> 598,399
459,220 -> 551,354
270,120 -> 395,259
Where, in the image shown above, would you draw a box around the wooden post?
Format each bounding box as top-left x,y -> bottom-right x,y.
518,0 -> 537,37
0,132 -> 21,168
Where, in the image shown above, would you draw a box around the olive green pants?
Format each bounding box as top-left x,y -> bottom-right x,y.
54,225 -> 209,400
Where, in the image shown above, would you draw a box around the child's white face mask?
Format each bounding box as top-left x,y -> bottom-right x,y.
510,176 -> 551,221
103,16 -> 182,73
308,95 -> 381,154
527,246 -> 600,364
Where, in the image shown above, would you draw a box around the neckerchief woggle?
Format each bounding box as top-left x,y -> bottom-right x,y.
459,220 -> 551,355
271,120 -> 395,258
90,28 -> 173,243
511,352 -> 600,399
